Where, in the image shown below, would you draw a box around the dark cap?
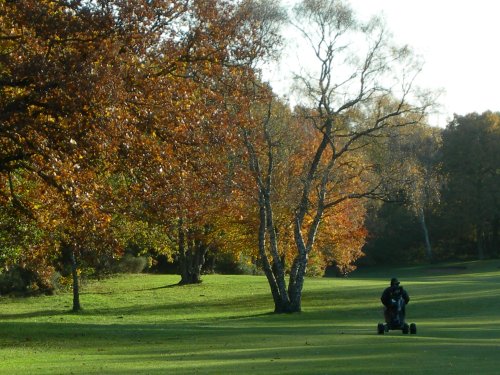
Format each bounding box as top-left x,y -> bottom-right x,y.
390,278 -> 400,286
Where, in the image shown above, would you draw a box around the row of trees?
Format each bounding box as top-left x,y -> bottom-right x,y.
364,112 -> 500,264
2,0 -> 492,314
1,0 -> 275,307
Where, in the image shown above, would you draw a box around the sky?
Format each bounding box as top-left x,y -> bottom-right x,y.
265,0 -> 500,127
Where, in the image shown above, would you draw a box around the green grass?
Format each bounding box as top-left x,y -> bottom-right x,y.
2,260 -> 500,374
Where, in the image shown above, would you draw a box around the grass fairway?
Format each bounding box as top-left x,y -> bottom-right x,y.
1,261 -> 500,374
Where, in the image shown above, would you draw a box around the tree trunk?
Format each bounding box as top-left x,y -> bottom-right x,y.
245,131 -> 294,313
265,257 -> 304,313
418,209 -> 433,262
285,258 -> 305,313
256,191 -> 291,312
70,249 -> 82,312
178,223 -> 209,285
491,216 -> 499,257
476,224 -> 485,260
177,219 -> 188,283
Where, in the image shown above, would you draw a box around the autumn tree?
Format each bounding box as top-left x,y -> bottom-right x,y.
241,0 -> 433,313
111,0 -> 286,285
0,0 -> 169,309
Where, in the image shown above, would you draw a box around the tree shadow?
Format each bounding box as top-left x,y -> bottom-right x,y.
0,289 -> 277,320
0,309 -> 67,319
129,283 -> 181,292
81,283 -> 180,295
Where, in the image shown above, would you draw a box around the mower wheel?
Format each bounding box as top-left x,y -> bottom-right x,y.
377,323 -> 385,335
402,323 -> 409,334
410,323 -> 417,334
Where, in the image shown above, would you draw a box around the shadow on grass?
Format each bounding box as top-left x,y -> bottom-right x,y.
0,309 -> 68,320
0,279 -> 407,322
0,308 -> 391,357
82,283 -> 180,295
129,283 -> 182,292
0,319 -> 407,374
2,316 -> 500,375
0,289 -> 281,321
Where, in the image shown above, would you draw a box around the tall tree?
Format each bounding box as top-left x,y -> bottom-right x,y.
0,0 -> 172,309
113,0 -> 285,285
383,124 -> 442,261
242,0 -> 433,313
441,112 -> 500,259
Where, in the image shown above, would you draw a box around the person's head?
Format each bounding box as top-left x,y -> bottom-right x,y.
390,278 -> 400,287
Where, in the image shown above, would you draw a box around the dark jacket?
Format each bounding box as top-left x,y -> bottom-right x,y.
381,285 -> 410,308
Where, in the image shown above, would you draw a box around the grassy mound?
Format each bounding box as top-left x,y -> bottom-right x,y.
1,260 -> 500,374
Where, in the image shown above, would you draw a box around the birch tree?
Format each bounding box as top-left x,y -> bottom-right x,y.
244,0 -> 433,313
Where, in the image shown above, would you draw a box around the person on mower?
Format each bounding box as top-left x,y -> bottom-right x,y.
381,278 -> 410,324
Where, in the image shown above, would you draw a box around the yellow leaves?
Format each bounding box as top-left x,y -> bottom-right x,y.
315,198 -> 367,272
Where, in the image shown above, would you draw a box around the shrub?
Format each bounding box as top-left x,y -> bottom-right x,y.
50,271 -> 72,292
116,255 -> 147,274
0,266 -> 54,295
212,253 -> 264,275
235,256 -> 264,276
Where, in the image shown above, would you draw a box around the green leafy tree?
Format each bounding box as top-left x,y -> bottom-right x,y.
441,112 -> 500,259
383,125 -> 443,261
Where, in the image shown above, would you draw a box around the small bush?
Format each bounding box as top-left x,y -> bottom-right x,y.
0,266 -> 54,295
116,255 -> 147,274
236,256 -> 264,276
0,268 -> 25,294
50,271 -> 72,292
213,253 -> 263,275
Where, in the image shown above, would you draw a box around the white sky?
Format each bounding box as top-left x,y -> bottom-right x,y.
265,0 -> 500,127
